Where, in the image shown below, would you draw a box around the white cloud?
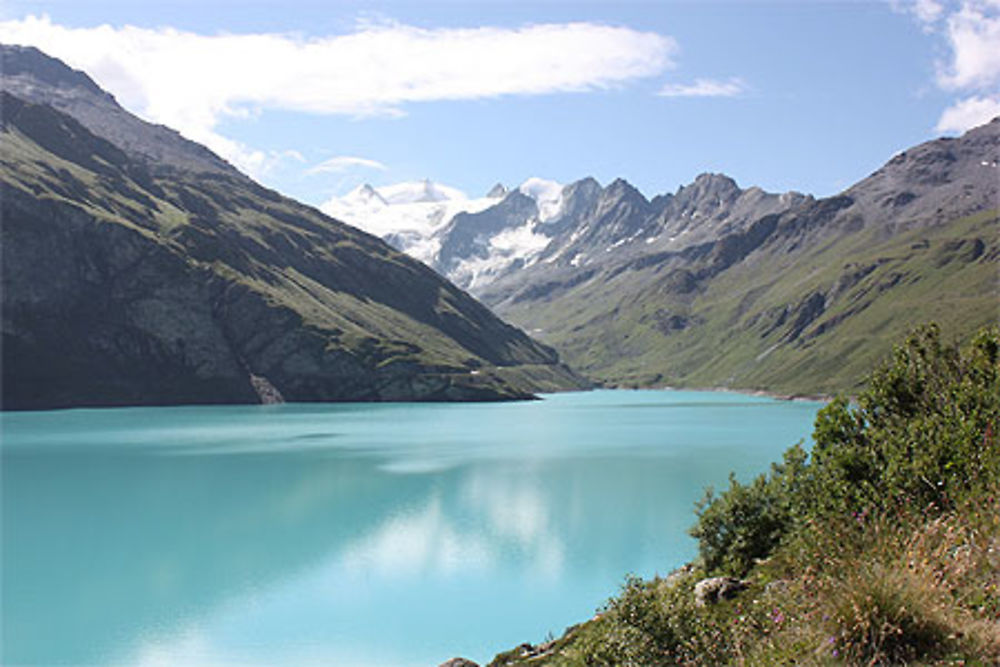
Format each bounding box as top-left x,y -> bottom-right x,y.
891,0 -> 946,28
0,15 -> 676,175
935,94 -> 1000,130
306,156 -> 387,175
657,77 -> 748,98
895,1 -> 1000,133
936,0 -> 1000,90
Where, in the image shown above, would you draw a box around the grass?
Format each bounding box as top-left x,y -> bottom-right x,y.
496,208 -> 998,397
2,99 -> 586,404
489,326 -> 1000,665
490,487 -> 1000,666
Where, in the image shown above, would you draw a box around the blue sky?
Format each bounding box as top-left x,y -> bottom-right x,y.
1,1 -> 998,207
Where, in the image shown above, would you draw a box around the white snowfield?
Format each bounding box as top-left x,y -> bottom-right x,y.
321,177 -> 568,289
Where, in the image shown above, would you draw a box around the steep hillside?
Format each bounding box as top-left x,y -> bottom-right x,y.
483,121 -> 999,395
0,44 -> 234,176
0,47 -> 584,409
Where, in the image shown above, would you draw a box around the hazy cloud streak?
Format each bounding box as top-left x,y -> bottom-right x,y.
657,77 -> 748,98
307,156 -> 388,175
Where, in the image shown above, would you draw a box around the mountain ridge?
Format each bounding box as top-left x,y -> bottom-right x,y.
485,118 -> 998,394
0,44 -> 237,177
329,107 -> 996,395
0,46 -> 586,409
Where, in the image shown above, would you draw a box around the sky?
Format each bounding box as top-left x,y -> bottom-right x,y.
0,0 -> 998,208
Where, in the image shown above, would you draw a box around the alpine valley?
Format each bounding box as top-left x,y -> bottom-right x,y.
2,44 -> 998,408
0,45 -> 586,409
329,126 -> 999,396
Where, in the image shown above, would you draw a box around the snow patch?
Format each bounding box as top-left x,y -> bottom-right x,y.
451,220 -> 552,289
320,180 -> 496,260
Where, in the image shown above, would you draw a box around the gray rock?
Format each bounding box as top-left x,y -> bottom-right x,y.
764,579 -> 790,595
694,576 -> 747,606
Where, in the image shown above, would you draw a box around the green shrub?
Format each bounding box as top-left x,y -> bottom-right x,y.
689,444 -> 809,576
691,324 -> 1000,576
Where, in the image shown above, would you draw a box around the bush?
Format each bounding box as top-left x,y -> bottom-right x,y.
690,444 -> 809,576
813,324 -> 1000,513
691,324 -> 1000,575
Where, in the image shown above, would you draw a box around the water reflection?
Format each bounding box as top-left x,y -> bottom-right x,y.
340,496 -> 497,576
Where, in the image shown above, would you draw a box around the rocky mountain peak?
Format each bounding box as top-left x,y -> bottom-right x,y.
486,183 -> 508,198
351,183 -> 388,206
683,173 -> 741,199
0,43 -> 236,177
601,178 -> 649,208
417,178 -> 444,202
556,177 -> 603,219
569,176 -> 602,193
0,44 -> 107,98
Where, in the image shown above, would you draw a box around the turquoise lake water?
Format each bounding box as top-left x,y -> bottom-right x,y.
1,390 -> 822,666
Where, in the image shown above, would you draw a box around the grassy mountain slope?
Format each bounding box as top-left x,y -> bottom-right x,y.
0,86 -> 583,409
490,121 -> 999,396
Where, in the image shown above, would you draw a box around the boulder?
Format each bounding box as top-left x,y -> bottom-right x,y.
694,576 -> 747,606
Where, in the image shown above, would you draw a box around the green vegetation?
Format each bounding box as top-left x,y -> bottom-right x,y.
491,324 -> 1000,665
497,208 -> 998,397
3,92 -> 586,407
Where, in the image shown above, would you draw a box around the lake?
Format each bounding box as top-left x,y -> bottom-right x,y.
1,390 -> 821,666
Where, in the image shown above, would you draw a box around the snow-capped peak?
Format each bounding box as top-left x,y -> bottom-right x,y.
378,179 -> 467,205
518,177 -> 565,222
319,179 -> 498,266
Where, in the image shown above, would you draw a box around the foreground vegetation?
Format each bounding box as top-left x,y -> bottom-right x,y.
491,324 -> 1000,665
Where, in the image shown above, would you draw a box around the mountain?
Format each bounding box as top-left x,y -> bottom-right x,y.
484,121 -> 999,395
333,114 -> 995,396
0,44 -> 235,177
332,170 -> 811,296
0,45 -> 585,409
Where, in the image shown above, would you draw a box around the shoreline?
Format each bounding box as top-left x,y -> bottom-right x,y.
588,382 -> 834,403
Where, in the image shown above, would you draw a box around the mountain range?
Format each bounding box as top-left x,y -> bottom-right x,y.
0,45 -> 585,409
334,130 -> 998,396
2,44 -> 996,407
